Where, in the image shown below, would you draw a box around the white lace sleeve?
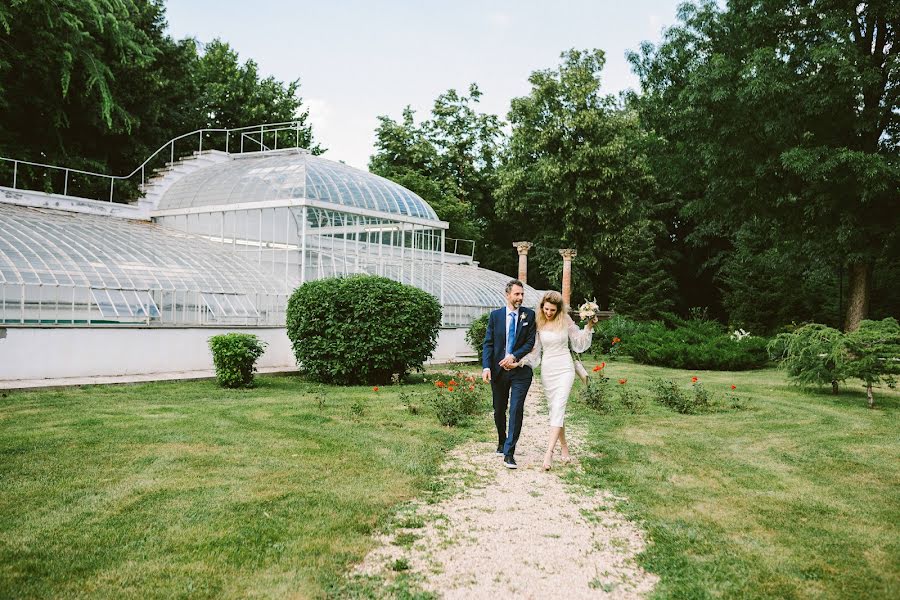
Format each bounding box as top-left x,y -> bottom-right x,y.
568,318 -> 593,354
519,330 -> 542,369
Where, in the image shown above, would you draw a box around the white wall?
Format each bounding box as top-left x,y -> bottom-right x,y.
0,326 -> 475,383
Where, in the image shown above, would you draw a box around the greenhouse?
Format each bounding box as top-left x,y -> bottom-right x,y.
0,133 -> 540,329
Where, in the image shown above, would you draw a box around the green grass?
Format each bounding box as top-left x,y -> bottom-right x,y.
0,370 -> 488,599
569,358 -> 900,599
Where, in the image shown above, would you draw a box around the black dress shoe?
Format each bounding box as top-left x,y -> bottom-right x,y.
496,444 -> 504,455
504,455 -> 517,469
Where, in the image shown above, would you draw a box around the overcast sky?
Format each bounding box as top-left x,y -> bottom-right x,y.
165,0 -> 686,170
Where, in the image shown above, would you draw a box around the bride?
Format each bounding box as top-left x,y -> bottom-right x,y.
514,291 -> 595,470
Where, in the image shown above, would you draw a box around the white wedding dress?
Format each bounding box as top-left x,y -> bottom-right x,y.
520,318 -> 593,427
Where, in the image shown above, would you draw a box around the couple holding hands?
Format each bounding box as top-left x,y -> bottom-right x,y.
482,280 -> 595,471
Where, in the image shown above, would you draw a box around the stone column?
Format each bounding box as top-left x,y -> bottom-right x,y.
559,249 -> 577,307
512,241 -> 533,284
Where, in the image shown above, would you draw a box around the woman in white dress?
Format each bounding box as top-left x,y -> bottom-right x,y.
515,291 -> 594,470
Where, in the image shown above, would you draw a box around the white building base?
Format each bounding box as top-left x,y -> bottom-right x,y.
0,326 -> 476,389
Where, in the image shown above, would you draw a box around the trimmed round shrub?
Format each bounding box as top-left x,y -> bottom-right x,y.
286,275 -> 442,385
465,313 -> 489,354
208,333 -> 267,388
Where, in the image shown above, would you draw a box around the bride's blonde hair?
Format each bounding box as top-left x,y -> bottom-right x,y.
536,291 -> 570,331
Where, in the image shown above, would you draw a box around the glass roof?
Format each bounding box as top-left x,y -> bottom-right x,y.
0,203 -> 289,295
157,150 -> 440,221
437,263 -> 542,309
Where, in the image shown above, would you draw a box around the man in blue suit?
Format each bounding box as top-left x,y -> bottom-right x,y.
482,279 -> 536,469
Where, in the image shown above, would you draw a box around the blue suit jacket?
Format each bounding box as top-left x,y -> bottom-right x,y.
482,306 -> 537,376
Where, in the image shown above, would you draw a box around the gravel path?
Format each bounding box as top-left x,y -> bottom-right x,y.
357,380 -> 659,599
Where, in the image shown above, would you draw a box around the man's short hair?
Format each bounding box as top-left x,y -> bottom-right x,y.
505,279 -> 525,294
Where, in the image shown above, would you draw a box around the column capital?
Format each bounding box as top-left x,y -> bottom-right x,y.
512,241 -> 533,256
558,248 -> 578,260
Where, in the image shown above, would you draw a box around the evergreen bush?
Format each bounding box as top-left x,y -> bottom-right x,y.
465,313 -> 490,354
625,317 -> 769,370
208,333 -> 267,388
286,275 -> 442,385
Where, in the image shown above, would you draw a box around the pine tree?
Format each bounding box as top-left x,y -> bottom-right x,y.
610,222 -> 676,321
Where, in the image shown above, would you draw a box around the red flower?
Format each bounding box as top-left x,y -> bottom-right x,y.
612,337 -> 621,345
731,385 -> 737,390
436,381 -> 445,388
373,386 -> 379,392
449,379 -> 457,386
592,364 -> 602,372
469,385 -> 475,392
600,362 -> 606,369
448,386 -> 455,392
618,378 -> 627,385
691,376 -> 699,383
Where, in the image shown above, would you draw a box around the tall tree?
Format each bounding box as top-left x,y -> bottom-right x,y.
496,49 -> 658,304
369,85 -> 504,262
609,220 -> 677,320
629,0 -> 899,330
0,2 -> 320,195
193,39 -> 318,152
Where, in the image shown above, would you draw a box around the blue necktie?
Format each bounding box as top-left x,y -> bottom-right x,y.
506,311 -> 517,355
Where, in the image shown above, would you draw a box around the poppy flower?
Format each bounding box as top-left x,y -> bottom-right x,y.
448,386 -> 455,392
731,385 -> 736,390
436,381 -> 445,388
691,376 -> 699,383
469,385 -> 475,392
600,362 -> 606,369
592,365 -> 602,372
618,378 -> 627,385
373,386 -> 379,392
612,337 -> 621,345
449,379 -> 457,386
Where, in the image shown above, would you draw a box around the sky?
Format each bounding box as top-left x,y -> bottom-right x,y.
165,0 -> 686,170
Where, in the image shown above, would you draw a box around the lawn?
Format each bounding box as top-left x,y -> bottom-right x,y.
569,359 -> 900,600
0,371 -> 486,599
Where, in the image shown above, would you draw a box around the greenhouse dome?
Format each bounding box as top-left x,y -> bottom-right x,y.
157,149 -> 440,221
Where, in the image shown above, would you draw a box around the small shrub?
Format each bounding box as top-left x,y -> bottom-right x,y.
430,387 -> 464,427
208,333 -> 267,388
286,275 -> 442,385
465,313 -> 490,354
617,388 -> 646,414
691,381 -> 712,411
580,374 -> 614,414
651,378 -> 704,414
727,392 -> 751,410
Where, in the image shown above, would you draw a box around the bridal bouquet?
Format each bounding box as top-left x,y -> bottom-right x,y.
578,298 -> 601,323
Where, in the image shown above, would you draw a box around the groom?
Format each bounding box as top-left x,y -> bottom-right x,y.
482,279 -> 536,469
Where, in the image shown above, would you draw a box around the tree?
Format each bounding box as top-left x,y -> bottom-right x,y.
0,2 -> 320,196
717,218 -> 841,333
0,0 -> 164,172
369,85 -> 504,265
628,0 -> 900,331
193,39 -> 319,152
844,317 -> 900,408
496,49 -> 658,303
769,323 -> 849,394
609,220 -> 677,320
